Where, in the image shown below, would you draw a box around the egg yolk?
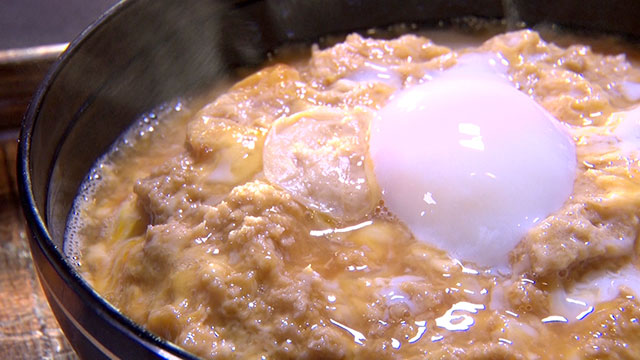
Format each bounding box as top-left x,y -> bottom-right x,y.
369,56 -> 577,269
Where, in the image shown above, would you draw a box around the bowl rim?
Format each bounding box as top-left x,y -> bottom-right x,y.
17,0 -> 201,358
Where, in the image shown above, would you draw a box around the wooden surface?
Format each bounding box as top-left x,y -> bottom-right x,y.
0,135 -> 77,359
0,44 -> 64,131
0,44 -> 78,359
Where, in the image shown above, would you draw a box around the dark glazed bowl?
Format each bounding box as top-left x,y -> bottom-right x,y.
17,0 -> 640,358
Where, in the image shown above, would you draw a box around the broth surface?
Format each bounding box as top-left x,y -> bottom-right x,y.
68,28 -> 640,359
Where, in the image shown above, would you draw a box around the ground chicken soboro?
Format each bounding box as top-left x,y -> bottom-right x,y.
69,30 -> 640,359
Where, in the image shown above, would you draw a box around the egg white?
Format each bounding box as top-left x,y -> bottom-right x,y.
370,54 -> 577,270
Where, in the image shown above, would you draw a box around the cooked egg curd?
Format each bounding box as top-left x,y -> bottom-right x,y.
67,29 -> 640,359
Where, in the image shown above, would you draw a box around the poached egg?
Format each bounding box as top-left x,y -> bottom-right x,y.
370,54 -> 577,269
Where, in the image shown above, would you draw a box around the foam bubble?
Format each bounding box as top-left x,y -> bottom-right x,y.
63,100 -> 186,268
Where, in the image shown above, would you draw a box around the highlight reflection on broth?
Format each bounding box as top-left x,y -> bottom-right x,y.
66,28 -> 640,359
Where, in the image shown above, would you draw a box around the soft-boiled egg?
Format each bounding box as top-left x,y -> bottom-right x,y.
369,54 -> 577,269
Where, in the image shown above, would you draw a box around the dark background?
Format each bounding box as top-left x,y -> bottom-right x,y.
0,0 -> 120,49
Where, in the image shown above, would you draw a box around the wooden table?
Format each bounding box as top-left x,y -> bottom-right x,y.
0,46 -> 78,359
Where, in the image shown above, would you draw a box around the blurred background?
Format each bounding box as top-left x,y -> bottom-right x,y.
1,0 -> 118,49
1,0 -> 120,130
